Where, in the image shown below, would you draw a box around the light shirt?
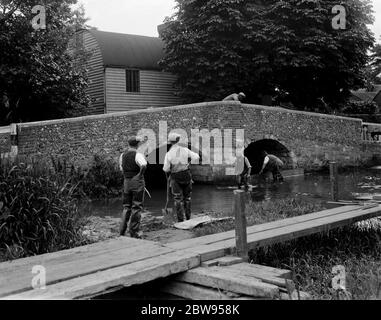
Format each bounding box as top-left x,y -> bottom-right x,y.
119,148 -> 147,172
234,155 -> 252,175
163,144 -> 200,173
263,156 -> 270,166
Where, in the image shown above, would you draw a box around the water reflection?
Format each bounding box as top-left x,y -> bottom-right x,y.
80,169 -> 381,218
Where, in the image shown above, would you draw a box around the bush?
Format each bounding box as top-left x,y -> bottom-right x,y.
80,155 -> 123,199
341,101 -> 379,115
51,155 -> 123,199
0,161 -> 86,259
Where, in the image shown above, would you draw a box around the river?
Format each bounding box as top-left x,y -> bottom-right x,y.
80,168 -> 381,218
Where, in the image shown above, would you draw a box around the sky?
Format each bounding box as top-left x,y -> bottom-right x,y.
79,0 -> 381,41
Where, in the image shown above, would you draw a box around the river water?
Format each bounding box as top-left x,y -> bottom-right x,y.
80,168 -> 381,218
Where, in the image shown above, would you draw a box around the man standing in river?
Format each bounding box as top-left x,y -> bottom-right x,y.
163,133 -> 200,222
259,150 -> 284,182
235,140 -> 252,190
119,136 -> 147,238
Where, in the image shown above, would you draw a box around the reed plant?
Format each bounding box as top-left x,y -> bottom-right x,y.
0,158 -> 87,260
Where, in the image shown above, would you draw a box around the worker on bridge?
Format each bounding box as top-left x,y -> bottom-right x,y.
223,92 -> 246,102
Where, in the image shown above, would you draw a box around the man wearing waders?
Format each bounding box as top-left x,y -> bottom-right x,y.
235,141 -> 252,189
259,151 -> 284,182
119,136 -> 147,238
163,133 -> 200,222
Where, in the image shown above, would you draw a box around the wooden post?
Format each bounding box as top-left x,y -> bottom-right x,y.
330,161 -> 339,202
233,190 -> 248,261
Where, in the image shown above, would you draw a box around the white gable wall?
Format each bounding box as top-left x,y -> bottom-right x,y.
105,68 -> 183,113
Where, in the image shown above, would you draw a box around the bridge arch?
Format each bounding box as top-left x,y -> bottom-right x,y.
244,139 -> 296,174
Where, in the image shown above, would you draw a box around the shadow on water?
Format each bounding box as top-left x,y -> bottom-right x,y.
80,168 -> 381,218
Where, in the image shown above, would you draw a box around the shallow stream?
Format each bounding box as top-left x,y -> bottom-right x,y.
80,168 -> 381,218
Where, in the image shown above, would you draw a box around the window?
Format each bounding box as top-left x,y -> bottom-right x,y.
126,70 -> 140,93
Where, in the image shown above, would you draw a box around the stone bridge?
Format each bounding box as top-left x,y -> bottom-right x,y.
0,102 -> 380,184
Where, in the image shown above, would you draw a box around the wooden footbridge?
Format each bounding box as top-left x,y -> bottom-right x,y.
1,198 -> 381,300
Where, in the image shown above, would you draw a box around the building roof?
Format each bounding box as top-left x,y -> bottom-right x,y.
87,29 -> 165,70
351,91 -> 379,102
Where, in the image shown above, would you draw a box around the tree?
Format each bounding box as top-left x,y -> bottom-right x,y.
0,0 -> 90,125
369,43 -> 381,85
160,0 -> 375,112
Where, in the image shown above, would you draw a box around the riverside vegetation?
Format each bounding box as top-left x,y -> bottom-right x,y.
0,156 -> 380,299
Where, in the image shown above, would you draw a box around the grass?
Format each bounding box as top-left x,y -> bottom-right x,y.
193,198 -> 381,300
0,159 -> 89,261
194,198 -> 326,237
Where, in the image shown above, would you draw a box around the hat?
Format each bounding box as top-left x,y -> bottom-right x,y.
168,133 -> 181,143
238,92 -> 246,98
128,136 -> 143,147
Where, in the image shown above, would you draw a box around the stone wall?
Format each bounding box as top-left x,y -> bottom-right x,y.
9,102 -> 381,182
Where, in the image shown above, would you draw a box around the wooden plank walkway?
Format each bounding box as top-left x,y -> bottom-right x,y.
161,259 -> 310,300
1,204 -> 381,299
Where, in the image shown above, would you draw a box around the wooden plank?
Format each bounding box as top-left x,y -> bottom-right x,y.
161,281 -> 258,300
245,205 -> 381,250
234,190 -> 248,261
4,250 -> 201,300
166,205 -> 361,251
224,263 -> 292,280
178,243 -> 229,263
203,256 -> 244,267
216,264 -> 288,288
0,241 -> 174,298
175,267 -> 280,299
0,237 -> 148,273
185,205 -> 381,262
201,260 -> 220,267
167,205 -> 366,257
173,216 -> 232,230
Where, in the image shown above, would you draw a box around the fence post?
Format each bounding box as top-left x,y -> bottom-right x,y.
233,189 -> 248,261
330,161 -> 339,202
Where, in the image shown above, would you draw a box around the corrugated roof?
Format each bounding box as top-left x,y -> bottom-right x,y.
88,29 -> 165,70
351,91 -> 379,102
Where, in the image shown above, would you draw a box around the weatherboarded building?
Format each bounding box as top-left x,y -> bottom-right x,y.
75,29 -> 183,115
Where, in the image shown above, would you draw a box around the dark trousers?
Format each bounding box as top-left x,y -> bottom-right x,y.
120,177 -> 145,237
237,169 -> 249,189
170,170 -> 192,222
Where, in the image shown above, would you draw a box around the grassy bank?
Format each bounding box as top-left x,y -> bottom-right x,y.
194,198 -> 381,300
0,160 -> 89,261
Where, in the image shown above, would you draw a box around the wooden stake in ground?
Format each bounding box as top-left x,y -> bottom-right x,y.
233,190 -> 248,261
330,161 -> 339,202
